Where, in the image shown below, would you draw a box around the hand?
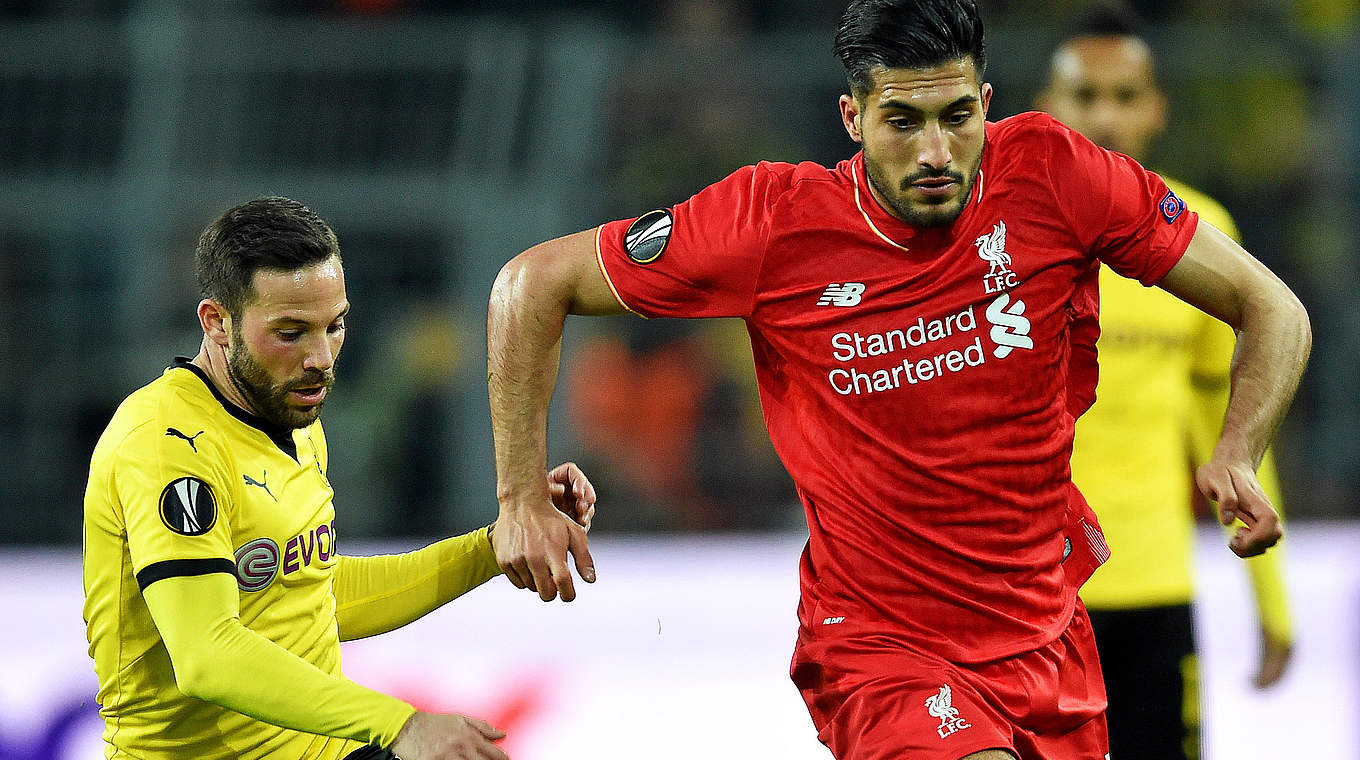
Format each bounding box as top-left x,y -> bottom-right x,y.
1196,458 -> 1282,558
494,468 -> 596,602
547,461 -> 596,531
1253,627 -> 1293,688
390,711 -> 507,760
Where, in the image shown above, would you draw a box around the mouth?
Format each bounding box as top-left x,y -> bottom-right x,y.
909,177 -> 960,199
288,385 -> 328,406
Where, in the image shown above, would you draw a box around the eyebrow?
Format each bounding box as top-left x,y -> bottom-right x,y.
268,304 -> 350,326
878,94 -> 979,115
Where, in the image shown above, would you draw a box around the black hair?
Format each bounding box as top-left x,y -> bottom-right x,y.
194,196 -> 341,317
1065,0 -> 1147,42
833,0 -> 986,100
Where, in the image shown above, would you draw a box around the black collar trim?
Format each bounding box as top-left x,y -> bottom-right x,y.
170,357 -> 299,461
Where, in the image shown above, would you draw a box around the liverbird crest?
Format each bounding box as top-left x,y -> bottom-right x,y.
974,221 -> 1011,276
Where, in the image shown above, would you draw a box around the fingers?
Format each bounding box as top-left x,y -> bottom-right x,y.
1226,471 -> 1281,558
499,559 -> 533,592
1253,632 -> 1293,689
569,521 -> 597,584
526,550 -> 562,602
470,717 -> 507,741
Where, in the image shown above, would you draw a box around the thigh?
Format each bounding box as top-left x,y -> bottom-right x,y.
791,630 -> 1017,760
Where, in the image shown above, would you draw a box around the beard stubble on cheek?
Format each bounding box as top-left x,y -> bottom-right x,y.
225,338 -> 331,429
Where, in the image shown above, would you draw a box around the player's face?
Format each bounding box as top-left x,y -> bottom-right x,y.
226,256 -> 348,429
1039,36 -> 1166,161
840,58 -> 991,228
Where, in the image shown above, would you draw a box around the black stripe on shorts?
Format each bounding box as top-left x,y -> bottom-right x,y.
343,747 -> 397,760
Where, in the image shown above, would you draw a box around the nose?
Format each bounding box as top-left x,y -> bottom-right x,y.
917,122 -> 952,171
303,333 -> 336,373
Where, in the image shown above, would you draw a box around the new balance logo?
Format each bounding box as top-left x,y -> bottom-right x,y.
165,427 -> 204,452
817,283 -> 865,307
822,616 -> 845,625
985,292 -> 1033,358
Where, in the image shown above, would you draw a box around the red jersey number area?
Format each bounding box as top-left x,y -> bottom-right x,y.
597,112 -> 1197,664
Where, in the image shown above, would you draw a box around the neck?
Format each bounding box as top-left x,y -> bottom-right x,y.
191,338 -> 259,418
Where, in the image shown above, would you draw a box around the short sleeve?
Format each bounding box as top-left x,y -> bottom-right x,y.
596,162 -> 792,319
114,423 -> 236,589
1045,122 -> 1199,286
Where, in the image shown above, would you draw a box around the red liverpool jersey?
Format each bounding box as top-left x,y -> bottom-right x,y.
595,112 -> 1198,663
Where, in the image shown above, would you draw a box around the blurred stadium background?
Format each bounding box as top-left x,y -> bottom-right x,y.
0,0 -> 1355,758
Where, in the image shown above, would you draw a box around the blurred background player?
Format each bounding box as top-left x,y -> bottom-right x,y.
1037,4 -> 1294,759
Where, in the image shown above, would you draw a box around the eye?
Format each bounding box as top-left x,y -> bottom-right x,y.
946,110 -> 972,126
277,329 -> 303,341
328,319 -> 346,335
886,116 -> 918,131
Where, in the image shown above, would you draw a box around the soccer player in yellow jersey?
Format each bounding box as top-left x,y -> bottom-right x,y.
83,197 -> 597,760
1037,4 -> 1294,759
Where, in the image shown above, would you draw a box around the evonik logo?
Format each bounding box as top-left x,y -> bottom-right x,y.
817,283 -> 865,307
985,292 -> 1032,358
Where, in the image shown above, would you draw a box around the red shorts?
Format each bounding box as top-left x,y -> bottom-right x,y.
790,603 -> 1108,760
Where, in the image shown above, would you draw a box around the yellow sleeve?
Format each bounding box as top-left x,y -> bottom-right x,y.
142,572 -> 416,747
1244,453 -> 1293,644
333,526 -> 501,641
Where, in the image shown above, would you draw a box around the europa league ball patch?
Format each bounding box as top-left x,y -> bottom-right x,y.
623,209 -> 673,264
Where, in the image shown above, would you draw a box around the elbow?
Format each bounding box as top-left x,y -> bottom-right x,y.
170,648 -> 224,702
1280,284 -> 1313,360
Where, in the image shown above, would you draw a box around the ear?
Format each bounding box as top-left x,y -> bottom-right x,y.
1149,88 -> 1168,136
198,299 -> 232,349
839,94 -> 864,143
1033,85 -> 1050,113
981,82 -> 994,117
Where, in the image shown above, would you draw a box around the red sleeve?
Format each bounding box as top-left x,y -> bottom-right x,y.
1045,121 -> 1198,285
596,162 -> 790,319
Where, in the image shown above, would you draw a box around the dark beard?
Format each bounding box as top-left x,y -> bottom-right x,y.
225,332 -> 331,430
863,152 -> 974,229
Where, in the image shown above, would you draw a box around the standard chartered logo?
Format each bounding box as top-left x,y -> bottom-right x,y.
985,292 -> 1032,358
825,293 -> 1036,397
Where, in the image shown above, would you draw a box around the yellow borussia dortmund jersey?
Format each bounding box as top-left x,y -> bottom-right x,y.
1074,178 -> 1287,623
83,359 -> 363,760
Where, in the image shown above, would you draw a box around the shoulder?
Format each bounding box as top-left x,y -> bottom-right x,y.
100,368 -> 233,474
728,159 -> 845,196
986,111 -> 1074,151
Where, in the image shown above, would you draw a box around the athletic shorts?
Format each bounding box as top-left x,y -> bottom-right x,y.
1087,604 -> 1198,760
342,747 -> 396,760
790,602 -> 1109,760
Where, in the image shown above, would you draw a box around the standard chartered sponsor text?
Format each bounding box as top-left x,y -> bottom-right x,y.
828,305 -> 986,396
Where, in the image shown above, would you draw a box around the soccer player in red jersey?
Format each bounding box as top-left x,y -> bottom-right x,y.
483,1 -> 1311,758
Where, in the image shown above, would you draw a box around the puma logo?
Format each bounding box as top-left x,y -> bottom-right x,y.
166,427 -> 205,453
243,471 -> 276,501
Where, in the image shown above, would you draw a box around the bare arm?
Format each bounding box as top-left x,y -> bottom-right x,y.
1158,220 -> 1311,556
487,228 -> 625,601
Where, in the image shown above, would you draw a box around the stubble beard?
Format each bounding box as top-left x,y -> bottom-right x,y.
225,328 -> 331,430
863,150 -> 977,229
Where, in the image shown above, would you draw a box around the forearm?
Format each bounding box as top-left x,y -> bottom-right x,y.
487,249 -> 571,508
333,528 -> 501,641
144,574 -> 414,747
1215,290 -> 1311,467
